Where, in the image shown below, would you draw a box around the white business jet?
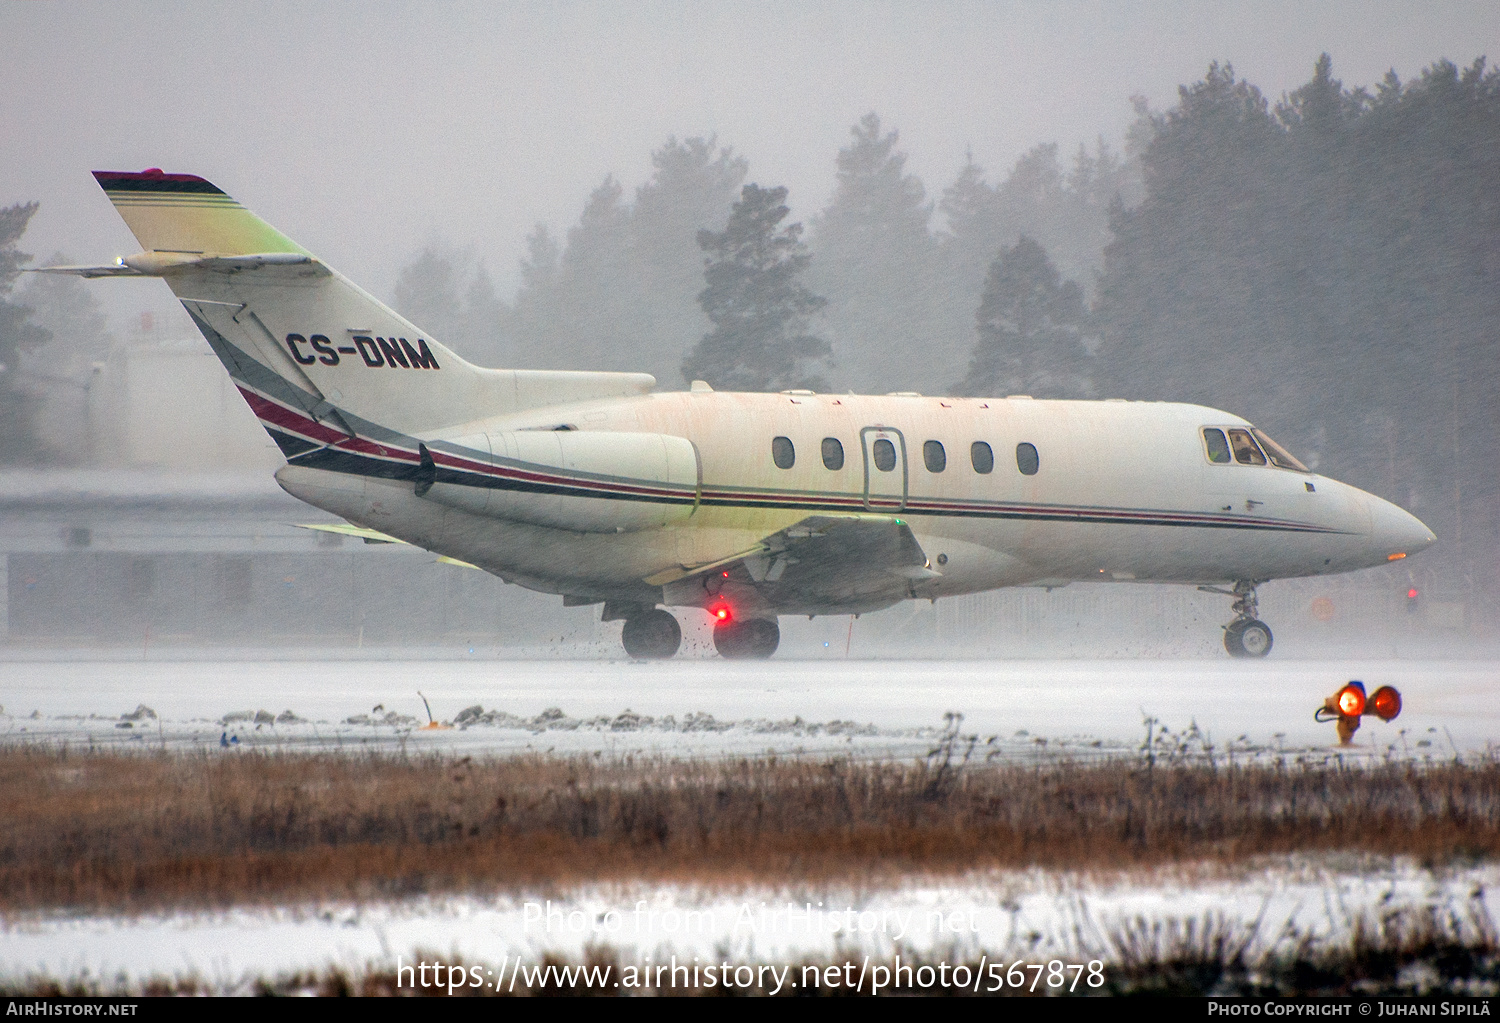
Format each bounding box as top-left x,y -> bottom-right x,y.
42,170 -> 1434,659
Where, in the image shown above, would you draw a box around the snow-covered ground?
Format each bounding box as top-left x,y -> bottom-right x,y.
2,656 -> 1496,987
0,656 -> 1495,760
2,859 -> 1495,986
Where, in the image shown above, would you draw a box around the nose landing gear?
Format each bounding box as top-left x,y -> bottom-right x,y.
1225,617 -> 1273,658
1202,581 -> 1273,658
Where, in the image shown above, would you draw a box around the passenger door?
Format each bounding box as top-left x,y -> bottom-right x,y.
860,426 -> 907,512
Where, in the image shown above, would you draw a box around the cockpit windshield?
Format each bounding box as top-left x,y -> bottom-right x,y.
1250,429 -> 1310,472
1226,429 -> 1266,465
1202,425 -> 1312,473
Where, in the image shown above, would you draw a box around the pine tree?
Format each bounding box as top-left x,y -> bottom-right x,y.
956,237 -> 1091,399
0,202 -> 51,464
807,113 -> 937,394
632,136 -> 748,289
933,141 -> 1135,399
938,150 -> 998,280
1097,61 -> 1281,410
461,263 -> 508,366
392,247 -> 512,366
507,138 -> 748,384
392,246 -> 464,345
1094,55 -> 1500,592
17,251 -> 110,360
682,184 -> 829,391
628,137 -> 748,383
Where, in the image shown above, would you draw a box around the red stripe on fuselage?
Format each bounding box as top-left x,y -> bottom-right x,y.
238,388 -> 348,446
238,386 -> 1333,532
240,386 -> 696,500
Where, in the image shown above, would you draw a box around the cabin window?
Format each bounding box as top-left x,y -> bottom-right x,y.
1251,429 -> 1310,472
821,437 -> 844,470
1203,428 -> 1231,463
971,441 -> 994,474
1227,429 -> 1266,466
1016,442 -> 1039,475
772,436 -> 795,469
872,438 -> 897,472
922,440 -> 946,473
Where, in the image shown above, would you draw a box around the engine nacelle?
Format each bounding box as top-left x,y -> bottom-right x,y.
422,430 -> 699,533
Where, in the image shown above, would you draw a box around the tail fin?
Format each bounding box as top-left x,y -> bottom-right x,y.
85,169 -> 654,463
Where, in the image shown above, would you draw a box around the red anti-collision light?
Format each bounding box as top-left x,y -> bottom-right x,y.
1370,685 -> 1402,721
1336,684 -> 1366,717
1407,588 -> 1419,599
712,604 -> 731,622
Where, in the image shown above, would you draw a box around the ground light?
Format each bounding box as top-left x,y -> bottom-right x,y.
1314,680 -> 1402,745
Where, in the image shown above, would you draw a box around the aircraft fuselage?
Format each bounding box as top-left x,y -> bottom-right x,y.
276,387 -> 1434,621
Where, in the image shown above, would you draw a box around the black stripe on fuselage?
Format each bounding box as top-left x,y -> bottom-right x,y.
289,447 -> 699,506
699,494 -> 1336,532
267,429 -> 322,458
290,446 -> 1341,534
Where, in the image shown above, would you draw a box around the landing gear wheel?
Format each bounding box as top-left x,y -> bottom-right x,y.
621,609 -> 681,659
713,617 -> 780,660
1224,618 -> 1273,658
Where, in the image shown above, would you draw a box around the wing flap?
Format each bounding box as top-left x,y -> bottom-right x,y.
658,513 -> 938,610
762,514 -> 938,589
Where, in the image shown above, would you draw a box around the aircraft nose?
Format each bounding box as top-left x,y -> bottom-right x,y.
1368,495 -> 1436,559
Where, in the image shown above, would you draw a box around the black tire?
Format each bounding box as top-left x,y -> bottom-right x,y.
621,609 -> 681,659
1224,618 -> 1273,658
714,617 -> 780,659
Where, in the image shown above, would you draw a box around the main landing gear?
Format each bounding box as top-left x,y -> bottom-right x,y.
1202,580 -> 1274,659
613,606 -> 779,660
713,616 -> 780,660
620,608 -> 682,659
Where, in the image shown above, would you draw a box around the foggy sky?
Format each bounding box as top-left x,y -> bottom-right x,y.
3,0 -> 1496,339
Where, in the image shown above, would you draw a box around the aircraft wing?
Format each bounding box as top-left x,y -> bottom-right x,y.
297,522 -> 403,544
653,514 -> 939,614
294,523 -> 479,568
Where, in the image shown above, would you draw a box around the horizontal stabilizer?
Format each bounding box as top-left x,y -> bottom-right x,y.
32,252 -> 329,278
28,262 -> 143,278
160,252 -> 329,276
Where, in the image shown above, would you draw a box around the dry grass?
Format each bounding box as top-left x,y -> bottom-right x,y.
2,744 -> 1498,914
